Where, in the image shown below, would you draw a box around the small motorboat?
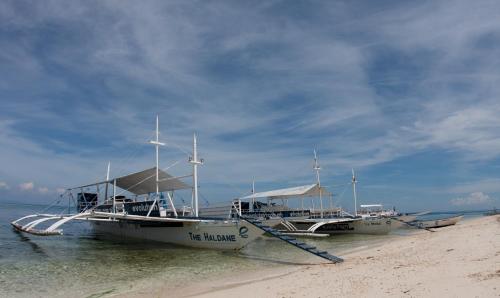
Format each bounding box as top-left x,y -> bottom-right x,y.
411,214 -> 464,229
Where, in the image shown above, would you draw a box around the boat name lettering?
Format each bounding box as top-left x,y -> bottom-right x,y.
189,232 -> 202,241
188,232 -> 236,242
98,208 -> 113,213
325,223 -> 354,231
131,204 -> 158,212
239,226 -> 249,238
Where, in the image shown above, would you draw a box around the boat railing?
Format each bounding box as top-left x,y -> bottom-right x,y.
199,206 -> 234,218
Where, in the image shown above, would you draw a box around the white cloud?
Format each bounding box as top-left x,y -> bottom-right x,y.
450,192 -> 494,206
38,187 -> 49,194
411,105 -> 500,161
446,179 -> 500,194
1,1 -> 500,207
0,181 -> 9,190
19,181 -> 34,191
56,188 -> 66,194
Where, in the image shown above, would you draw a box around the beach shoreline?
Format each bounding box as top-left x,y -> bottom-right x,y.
118,215 -> 499,298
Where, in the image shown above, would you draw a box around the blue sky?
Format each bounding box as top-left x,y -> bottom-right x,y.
1,0 -> 500,212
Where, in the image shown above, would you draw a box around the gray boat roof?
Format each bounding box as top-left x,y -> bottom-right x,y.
240,184 -> 331,200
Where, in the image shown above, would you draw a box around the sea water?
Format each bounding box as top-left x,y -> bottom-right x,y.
0,202 -> 474,297
414,211 -> 484,221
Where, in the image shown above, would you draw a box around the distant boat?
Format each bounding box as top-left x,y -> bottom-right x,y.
484,208 -> 500,216
411,214 -> 464,229
356,204 -> 429,228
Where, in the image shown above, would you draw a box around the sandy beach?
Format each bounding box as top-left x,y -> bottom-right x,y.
121,216 -> 499,298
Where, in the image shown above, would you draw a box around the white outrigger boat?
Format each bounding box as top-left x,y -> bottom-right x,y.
238,196 -> 393,236
12,117 -> 260,250
11,117 -> 343,263
235,154 -> 393,235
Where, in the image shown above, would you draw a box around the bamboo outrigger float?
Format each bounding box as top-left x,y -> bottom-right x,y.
11,116 -> 343,263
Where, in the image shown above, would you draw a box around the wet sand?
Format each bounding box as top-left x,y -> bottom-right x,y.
119,215 -> 500,298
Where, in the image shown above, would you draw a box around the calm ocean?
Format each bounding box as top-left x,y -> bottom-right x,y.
0,202 -> 479,297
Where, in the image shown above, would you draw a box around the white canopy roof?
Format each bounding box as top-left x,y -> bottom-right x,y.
114,167 -> 190,195
71,167 -> 191,195
240,184 -> 331,200
360,204 -> 383,208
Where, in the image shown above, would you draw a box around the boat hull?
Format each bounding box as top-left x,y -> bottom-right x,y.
90,219 -> 263,250
319,217 -> 392,235
415,215 -> 463,229
285,217 -> 392,235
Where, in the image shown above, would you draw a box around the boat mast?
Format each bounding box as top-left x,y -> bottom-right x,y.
104,161 -> 110,204
149,115 -> 165,199
113,179 -> 116,213
189,133 -> 203,217
313,149 -> 323,218
352,168 -> 358,216
251,179 -> 255,212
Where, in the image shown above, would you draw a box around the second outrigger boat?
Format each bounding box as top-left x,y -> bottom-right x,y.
235,155 -> 394,235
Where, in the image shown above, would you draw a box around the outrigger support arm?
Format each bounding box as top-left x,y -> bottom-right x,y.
11,212 -> 93,236
11,214 -> 39,225
23,216 -> 62,230
46,212 -> 93,233
305,218 -> 360,233
11,210 -> 209,237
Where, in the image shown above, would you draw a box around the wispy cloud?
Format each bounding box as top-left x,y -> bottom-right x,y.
1,1 -> 500,208
0,181 -> 9,190
37,186 -> 49,194
446,178 -> 500,194
19,182 -> 34,191
450,192 -> 494,206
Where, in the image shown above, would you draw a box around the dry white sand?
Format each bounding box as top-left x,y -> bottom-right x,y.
120,215 -> 500,298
